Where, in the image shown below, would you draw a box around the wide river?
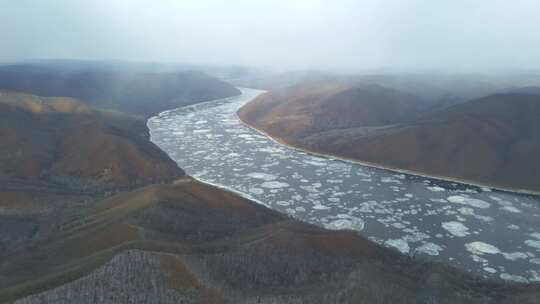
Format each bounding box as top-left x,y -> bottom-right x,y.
148,88 -> 540,282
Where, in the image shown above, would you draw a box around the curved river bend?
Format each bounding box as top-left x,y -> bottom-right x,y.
149,88 -> 540,282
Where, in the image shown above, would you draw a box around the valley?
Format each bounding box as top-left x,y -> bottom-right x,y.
149,88 -> 540,283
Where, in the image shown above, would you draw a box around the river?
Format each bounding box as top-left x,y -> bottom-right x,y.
148,88 -> 540,283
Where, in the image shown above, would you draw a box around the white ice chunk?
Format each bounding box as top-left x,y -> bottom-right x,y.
325,217 -> 365,231
427,186 -> 446,192
447,196 -> 491,209
260,181 -> 289,189
442,221 -> 470,237
501,206 -> 521,213
385,239 -> 410,254
500,273 -> 528,283
502,252 -> 528,261
525,240 -> 540,250
249,188 -> 264,195
416,242 -> 443,256
465,242 -> 501,255
247,172 -> 277,181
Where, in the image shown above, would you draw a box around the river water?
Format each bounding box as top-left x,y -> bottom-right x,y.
148,88 -> 540,282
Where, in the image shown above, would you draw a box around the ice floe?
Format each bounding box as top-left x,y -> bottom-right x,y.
385,239 -> 410,254
525,240 -> 540,250
500,273 -> 528,283
465,242 -> 500,255
260,181 -> 289,189
325,217 -> 365,231
247,172 -> 278,181
447,196 -> 491,209
442,221 -> 470,237
427,186 -> 446,192
416,242 -> 444,256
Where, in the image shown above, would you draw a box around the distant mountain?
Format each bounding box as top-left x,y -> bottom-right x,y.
239,84 -> 540,193
0,62 -> 241,117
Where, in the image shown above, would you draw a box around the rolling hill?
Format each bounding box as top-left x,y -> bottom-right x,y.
0,91 -> 183,190
239,84 -> 540,193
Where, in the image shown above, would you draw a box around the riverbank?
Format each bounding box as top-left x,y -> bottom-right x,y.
237,113 -> 540,198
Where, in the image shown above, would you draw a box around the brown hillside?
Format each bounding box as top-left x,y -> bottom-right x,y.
1,178 -> 538,303
0,91 -> 183,189
239,84 -> 540,192
239,82 -> 422,139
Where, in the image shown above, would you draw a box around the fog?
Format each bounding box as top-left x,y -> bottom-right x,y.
1,0 -> 539,72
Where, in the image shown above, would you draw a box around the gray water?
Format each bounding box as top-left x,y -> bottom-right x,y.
148,88 -> 540,283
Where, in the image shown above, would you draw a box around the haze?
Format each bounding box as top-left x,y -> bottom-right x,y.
1,0 -> 539,71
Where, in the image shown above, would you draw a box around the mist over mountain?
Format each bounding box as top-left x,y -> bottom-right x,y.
2,1 -> 540,71
0,61 -> 240,117
2,1 -> 540,303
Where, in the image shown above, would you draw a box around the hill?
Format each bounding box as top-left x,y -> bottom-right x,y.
0,91 -> 183,191
0,61 -> 241,117
239,83 -> 423,139
3,178 -> 539,304
239,84 -> 540,193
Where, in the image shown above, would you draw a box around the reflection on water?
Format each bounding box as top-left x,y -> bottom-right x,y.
149,88 -> 540,282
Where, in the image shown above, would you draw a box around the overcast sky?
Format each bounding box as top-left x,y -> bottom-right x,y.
1,0 -> 539,71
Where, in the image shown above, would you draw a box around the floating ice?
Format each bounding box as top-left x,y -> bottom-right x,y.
447,196 -> 491,208
458,207 -> 475,216
465,242 -> 501,255
427,186 -> 446,192
193,129 -> 211,134
484,267 -> 497,274
500,273 -> 528,283
530,233 -> 540,240
501,206 -> 521,213
249,188 -> 264,195
381,177 -> 401,184
442,221 -> 469,237
525,240 -> 540,250
303,160 -> 326,166
276,201 -> 290,206
313,204 -> 330,210
385,239 -> 410,254
260,181 -> 289,189
247,172 -> 277,181
416,242 -> 443,256
502,252 -> 528,261
325,217 -> 365,231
